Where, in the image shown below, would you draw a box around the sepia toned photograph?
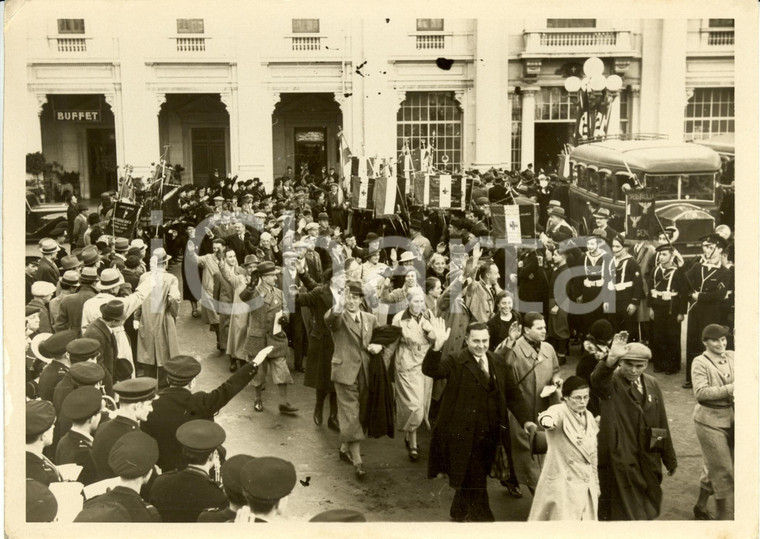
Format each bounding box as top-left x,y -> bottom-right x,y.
5,0 -> 758,537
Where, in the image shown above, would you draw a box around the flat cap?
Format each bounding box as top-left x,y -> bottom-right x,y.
176,419 -> 226,451
702,324 -> 730,341
31,281 -> 56,297
39,330 -> 78,358
241,456 -> 297,501
26,480 -> 58,522
62,386 -> 103,421
66,338 -> 102,363
26,400 -> 56,436
113,377 -> 157,403
164,355 -> 202,384
108,431 -> 159,478
253,211 -> 267,218
317,212 -> 329,220
221,454 -> 256,497
310,509 -> 367,522
621,342 -> 652,362
256,261 -> 278,276
70,362 -> 106,385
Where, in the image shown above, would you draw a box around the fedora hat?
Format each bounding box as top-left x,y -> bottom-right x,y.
80,246 -> 100,266
398,251 -> 416,264
80,266 -> 99,284
100,299 -> 125,321
130,239 -> 146,250
39,239 -> 60,255
30,333 -> 54,364
593,207 -> 611,219
151,248 -> 171,265
243,254 -> 259,267
96,268 -> 124,291
60,255 -> 83,271
256,261 -> 279,276
60,270 -> 81,288
548,206 -> 565,218
114,237 -> 130,253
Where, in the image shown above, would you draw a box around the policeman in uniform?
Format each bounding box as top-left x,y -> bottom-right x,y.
683,233 -> 731,389
75,431 -> 162,522
606,234 -> 644,339
648,244 -> 688,374
141,350 -> 268,473
198,454 -> 256,522
577,234 -> 613,337
36,330 -> 77,402
56,386 -> 102,485
91,377 -> 157,480
26,400 -> 62,487
148,420 -> 228,522
238,457 -> 297,523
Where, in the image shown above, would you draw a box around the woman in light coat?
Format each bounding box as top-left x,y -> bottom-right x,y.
528,375 -> 599,521
388,287 -> 435,461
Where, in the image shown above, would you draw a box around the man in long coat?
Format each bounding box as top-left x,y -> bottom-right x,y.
185,238 -> 225,348
136,249 -> 181,386
422,319 -> 528,522
591,338 -> 677,520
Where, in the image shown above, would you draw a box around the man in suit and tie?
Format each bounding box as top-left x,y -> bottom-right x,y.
325,280 -> 381,480
83,299 -> 129,384
35,239 -> 61,286
226,221 -> 255,265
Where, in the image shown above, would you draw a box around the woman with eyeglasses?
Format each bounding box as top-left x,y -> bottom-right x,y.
528,375 -> 600,521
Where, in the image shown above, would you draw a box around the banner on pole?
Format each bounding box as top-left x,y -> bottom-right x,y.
111,201 -> 142,238
374,176 -> 398,216
412,173 -> 471,209
625,189 -> 657,240
351,176 -> 375,210
490,203 -> 538,242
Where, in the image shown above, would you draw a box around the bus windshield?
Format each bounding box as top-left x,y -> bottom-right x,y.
645,173 -> 715,202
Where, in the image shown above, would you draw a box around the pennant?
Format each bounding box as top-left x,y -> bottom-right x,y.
412,173 -> 470,209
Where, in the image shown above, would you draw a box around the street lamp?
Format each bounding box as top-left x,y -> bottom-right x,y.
564,57 -> 623,142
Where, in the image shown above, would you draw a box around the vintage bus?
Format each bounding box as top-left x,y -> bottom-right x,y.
694,133 -> 734,228
562,138 -> 722,255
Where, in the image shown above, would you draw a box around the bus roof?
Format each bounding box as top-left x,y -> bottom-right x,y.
693,133 -> 735,155
569,139 -> 722,174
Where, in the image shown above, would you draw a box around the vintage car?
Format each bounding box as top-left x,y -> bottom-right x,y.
562,138 -> 722,256
26,191 -> 68,243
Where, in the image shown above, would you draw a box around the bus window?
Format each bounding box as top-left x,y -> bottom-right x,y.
646,175 -> 679,200
681,174 -> 715,201
614,173 -> 636,201
587,169 -> 600,195
577,166 -> 590,190
598,171 -> 613,199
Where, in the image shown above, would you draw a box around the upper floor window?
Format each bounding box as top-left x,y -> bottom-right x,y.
708,19 -> 734,28
416,19 -> 444,31
546,19 -> 596,28
177,19 -> 205,34
292,19 -> 320,33
57,19 -> 85,34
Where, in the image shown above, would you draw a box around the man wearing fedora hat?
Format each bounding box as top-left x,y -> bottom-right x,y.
50,223 -> 70,267
135,248 -> 181,386
49,270 -> 80,324
35,238 -> 61,286
81,267 -> 152,334
84,299 -> 134,385
54,266 -> 99,333
546,206 -> 576,240
240,261 -> 297,415
109,237 -> 131,270
591,207 -> 618,244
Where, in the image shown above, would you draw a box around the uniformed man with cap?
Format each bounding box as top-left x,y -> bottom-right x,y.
591,334 -> 677,520
683,233 -> 732,389
577,234 -> 614,337
606,234 -> 644,338
27,479 -> 58,522
91,377 -> 157,480
75,431 -> 161,522
647,244 -> 688,374
141,347 -> 271,473
237,456 -> 297,523
198,454 -> 256,522
26,400 -> 62,486
148,420 -> 228,522
36,330 -> 77,402
56,386 -> 102,485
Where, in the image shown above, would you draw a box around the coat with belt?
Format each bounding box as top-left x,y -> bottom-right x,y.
421,347 -> 528,489
591,361 -> 677,520
502,337 -> 561,425
691,351 -> 734,429
325,308 -> 377,386
528,403 -> 600,521
136,270 -> 181,367
240,281 -> 289,358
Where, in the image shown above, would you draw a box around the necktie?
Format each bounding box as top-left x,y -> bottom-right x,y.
631,379 -> 643,399
478,356 -> 489,376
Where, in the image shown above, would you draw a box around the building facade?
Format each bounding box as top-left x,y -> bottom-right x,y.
11,2 -> 735,197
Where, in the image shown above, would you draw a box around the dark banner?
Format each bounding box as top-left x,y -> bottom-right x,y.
490,203 -> 538,242
625,189 -> 657,240
111,201 -> 141,238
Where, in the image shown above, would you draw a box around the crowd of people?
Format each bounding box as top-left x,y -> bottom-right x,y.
24,163 -> 735,523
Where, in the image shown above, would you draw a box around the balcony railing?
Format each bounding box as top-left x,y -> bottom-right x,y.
416,34 -> 445,50
706,30 -> 734,46
57,37 -> 87,52
687,28 -> 735,54
522,29 -> 634,55
291,36 -> 322,51
176,37 -> 206,52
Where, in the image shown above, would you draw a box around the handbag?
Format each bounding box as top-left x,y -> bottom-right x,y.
646,427 -> 668,452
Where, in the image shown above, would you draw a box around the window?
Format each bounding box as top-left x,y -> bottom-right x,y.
618,88 -> 631,135
292,19 -> 320,33
535,87 -> 577,121
417,19 -> 444,31
177,19 -> 204,34
397,91 -> 463,172
645,174 -> 715,201
546,19 -> 596,28
708,19 -> 734,28
598,171 -> 614,199
57,19 -> 85,34
511,92 -> 522,170
684,88 -> 734,140
646,175 -> 679,200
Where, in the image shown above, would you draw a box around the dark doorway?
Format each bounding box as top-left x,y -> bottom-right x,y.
534,122 -> 574,175
293,128 -> 327,178
191,127 -> 227,185
86,128 -> 117,194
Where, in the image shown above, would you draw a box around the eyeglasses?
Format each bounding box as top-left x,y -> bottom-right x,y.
566,395 -> 590,403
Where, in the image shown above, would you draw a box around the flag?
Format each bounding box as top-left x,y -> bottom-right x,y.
412,173 -> 471,209
351,175 -> 375,210
339,129 -> 353,187
625,189 -> 657,240
490,203 -> 539,243
374,176 -> 398,216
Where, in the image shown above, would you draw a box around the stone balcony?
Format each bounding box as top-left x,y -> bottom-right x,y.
686,28 -> 735,57
520,29 -> 637,58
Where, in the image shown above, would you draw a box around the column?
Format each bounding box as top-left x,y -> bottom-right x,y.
28,93 -> 47,154
520,88 -> 538,170
630,86 -> 641,135
104,91 -> 125,181
219,89 -> 239,177
606,92 -> 622,136
658,19 -> 688,140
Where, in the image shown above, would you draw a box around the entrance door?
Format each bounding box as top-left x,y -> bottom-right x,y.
87,129 -> 117,195
534,123 -> 574,174
294,128 -> 327,178
192,127 -> 227,185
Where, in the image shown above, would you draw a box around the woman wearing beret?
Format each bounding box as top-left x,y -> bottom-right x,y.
528,376 -> 599,520
690,324 -> 734,520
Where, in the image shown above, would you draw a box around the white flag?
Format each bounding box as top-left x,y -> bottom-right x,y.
439,175 -> 452,208
504,205 -> 522,244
